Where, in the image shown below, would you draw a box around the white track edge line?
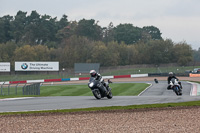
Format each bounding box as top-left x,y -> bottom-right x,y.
138,83 -> 152,96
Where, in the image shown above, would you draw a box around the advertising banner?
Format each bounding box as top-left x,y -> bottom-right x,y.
0,62 -> 10,72
190,73 -> 200,77
15,62 -> 59,71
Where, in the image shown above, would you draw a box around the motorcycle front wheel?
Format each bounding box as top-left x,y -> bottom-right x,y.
92,89 -> 102,99
174,86 -> 181,96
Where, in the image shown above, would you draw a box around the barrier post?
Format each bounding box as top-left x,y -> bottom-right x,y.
1,82 -> 5,96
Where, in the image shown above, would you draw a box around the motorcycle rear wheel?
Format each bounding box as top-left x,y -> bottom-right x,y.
107,89 -> 113,99
174,86 -> 181,96
174,90 -> 179,95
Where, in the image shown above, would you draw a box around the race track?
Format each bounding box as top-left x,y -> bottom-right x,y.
1,80 -> 200,113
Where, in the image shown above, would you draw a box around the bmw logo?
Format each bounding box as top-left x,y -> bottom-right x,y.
21,63 -> 28,69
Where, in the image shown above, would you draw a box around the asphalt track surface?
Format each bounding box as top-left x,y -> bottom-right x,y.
1,81 -> 200,113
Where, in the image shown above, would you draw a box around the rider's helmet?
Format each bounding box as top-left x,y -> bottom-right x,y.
169,72 -> 173,77
90,70 -> 97,77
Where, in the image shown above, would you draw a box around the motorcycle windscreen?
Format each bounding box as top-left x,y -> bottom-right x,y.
89,77 -> 96,83
171,78 -> 176,84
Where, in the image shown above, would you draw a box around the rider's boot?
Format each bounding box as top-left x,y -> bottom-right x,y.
167,85 -> 171,90
178,82 -> 182,89
104,83 -> 109,95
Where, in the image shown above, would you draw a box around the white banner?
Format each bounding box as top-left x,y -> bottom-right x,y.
0,62 -> 10,72
15,62 -> 59,71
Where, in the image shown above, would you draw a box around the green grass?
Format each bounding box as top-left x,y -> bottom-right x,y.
40,83 -> 149,96
0,83 -> 149,98
40,84 -> 92,96
111,83 -> 149,96
0,86 -> 23,97
1,100 -> 200,116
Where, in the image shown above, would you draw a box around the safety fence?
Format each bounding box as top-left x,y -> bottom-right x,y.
1,83 -> 40,96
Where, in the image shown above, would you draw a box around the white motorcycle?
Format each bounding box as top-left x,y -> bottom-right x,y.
169,78 -> 182,96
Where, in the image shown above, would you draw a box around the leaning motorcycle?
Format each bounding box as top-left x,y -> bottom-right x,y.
169,78 -> 182,96
88,77 -> 113,99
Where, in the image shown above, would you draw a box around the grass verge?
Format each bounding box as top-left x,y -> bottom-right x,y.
0,83 -> 149,98
40,83 -> 149,96
1,100 -> 200,116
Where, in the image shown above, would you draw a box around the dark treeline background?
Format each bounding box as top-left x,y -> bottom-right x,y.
0,10 -> 200,70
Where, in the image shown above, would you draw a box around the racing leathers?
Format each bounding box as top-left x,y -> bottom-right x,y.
91,73 -> 108,93
167,76 -> 182,90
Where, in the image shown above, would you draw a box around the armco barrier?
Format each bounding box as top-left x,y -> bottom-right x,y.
131,74 -> 148,78
61,78 -> 70,81
10,80 -> 27,84
27,80 -> 45,83
0,74 -> 148,85
114,75 -> 131,78
70,78 -> 79,81
44,79 -> 62,82
102,76 -> 114,79
0,81 -> 9,85
79,77 -> 90,80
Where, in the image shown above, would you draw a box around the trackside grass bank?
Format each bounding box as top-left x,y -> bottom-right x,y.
1,100 -> 200,115
40,83 -> 150,96
0,83 -> 149,98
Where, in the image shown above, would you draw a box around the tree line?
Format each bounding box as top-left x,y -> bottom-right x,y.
0,10 -> 198,70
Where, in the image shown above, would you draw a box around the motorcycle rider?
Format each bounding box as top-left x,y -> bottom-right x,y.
167,72 -> 182,90
89,70 -> 109,94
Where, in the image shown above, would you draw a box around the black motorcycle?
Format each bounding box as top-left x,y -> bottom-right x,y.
169,78 -> 182,96
88,77 -> 113,99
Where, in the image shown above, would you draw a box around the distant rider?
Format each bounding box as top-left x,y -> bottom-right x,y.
89,70 -> 109,93
167,72 -> 182,90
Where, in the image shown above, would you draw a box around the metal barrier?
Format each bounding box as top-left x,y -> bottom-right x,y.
1,83 -> 40,96
23,83 -> 40,95
1,82 -> 5,95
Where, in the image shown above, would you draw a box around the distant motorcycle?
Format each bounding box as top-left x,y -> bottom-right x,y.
169,78 -> 182,96
88,77 -> 113,99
